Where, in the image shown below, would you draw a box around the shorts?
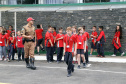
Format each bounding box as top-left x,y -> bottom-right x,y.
77,49 -> 84,54
37,38 -> 43,46
91,42 -> 97,49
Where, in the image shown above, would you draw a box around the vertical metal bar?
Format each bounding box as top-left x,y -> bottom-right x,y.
100,0 -> 101,3
14,12 -> 17,36
0,11 -> 1,26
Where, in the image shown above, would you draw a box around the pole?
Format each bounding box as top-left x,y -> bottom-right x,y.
14,12 -> 17,36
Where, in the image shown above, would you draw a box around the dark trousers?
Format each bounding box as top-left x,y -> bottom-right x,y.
9,43 -> 15,60
84,50 -> 89,63
46,47 -> 51,62
50,47 -> 54,61
18,48 -> 24,60
97,43 -> 104,57
57,47 -> 63,61
53,43 -> 56,53
65,52 -> 73,74
114,47 -> 123,55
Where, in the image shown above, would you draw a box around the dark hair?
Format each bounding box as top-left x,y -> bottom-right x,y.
99,26 -> 103,30
48,25 -> 52,29
37,24 -> 40,28
115,25 -> 122,39
82,26 -> 85,30
10,31 -> 15,37
59,27 -> 63,30
0,26 -> 3,28
93,26 -> 96,28
9,25 -> 13,31
53,27 -> 56,30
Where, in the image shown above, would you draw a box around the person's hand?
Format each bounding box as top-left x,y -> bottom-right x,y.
51,43 -> 53,47
84,49 -> 86,53
90,35 -> 93,37
40,24 -> 43,29
61,37 -> 64,39
74,51 -> 76,56
64,51 -> 65,56
27,36 -> 33,39
6,44 -> 8,47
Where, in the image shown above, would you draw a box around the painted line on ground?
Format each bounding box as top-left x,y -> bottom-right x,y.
0,64 -> 126,75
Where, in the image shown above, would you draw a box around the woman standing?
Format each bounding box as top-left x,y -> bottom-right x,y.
111,25 -> 125,56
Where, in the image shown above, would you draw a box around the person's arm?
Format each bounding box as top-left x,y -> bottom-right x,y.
40,24 -> 43,30
74,43 -> 77,55
63,42 -> 66,55
96,33 -> 103,41
49,39 -> 53,47
84,41 -> 86,53
35,32 -> 36,46
117,37 -> 119,44
11,37 -> 15,43
22,28 -> 32,39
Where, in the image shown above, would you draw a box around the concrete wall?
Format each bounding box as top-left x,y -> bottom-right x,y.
1,8 -> 126,52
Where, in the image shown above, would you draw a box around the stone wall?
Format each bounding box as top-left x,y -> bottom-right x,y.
1,8 -> 126,52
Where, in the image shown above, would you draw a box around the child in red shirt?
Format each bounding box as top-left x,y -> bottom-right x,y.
52,27 -> 57,54
96,26 -> 106,57
90,26 -> 98,56
75,27 -> 87,69
82,26 -> 90,64
71,26 -> 78,64
16,31 -> 24,61
64,27 -> 76,77
35,24 -> 44,55
45,26 -> 53,63
7,25 -> 13,36
56,27 -> 64,63
8,31 -> 16,62
0,27 -> 7,61
112,25 -> 124,56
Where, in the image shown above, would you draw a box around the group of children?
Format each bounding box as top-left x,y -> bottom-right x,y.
0,24 -> 125,77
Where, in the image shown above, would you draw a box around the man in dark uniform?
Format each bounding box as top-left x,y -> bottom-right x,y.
22,17 -> 36,70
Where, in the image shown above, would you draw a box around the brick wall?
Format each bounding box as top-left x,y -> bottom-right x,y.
1,8 -> 126,52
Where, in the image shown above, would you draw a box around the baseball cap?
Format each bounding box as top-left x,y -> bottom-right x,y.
27,17 -> 35,22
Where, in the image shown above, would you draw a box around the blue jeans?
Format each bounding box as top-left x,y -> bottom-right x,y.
0,46 -> 6,58
18,48 -> 24,60
9,43 -> 15,60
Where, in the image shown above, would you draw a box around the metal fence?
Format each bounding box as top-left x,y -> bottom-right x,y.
0,0 -> 126,5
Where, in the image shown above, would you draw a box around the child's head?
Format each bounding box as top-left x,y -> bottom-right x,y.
58,27 -> 63,34
11,31 -> 15,37
92,26 -> 96,31
78,27 -> 83,35
82,26 -> 85,32
115,25 -> 122,39
0,26 -> 3,33
37,24 -> 40,29
48,25 -> 52,32
17,31 -> 21,36
66,27 -> 72,36
98,26 -> 103,31
9,25 -> 13,31
72,26 -> 76,32
52,27 -> 56,32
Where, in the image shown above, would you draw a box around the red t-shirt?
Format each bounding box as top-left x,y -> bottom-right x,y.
45,31 -> 51,47
83,32 -> 90,49
0,33 -> 6,46
17,36 -> 24,48
9,37 -> 16,49
7,30 -> 11,36
35,29 -> 43,40
53,31 -> 57,37
91,31 -> 97,43
76,35 -> 86,49
56,34 -> 64,47
64,34 -> 76,52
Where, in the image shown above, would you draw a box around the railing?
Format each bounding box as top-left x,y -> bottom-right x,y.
0,0 -> 126,5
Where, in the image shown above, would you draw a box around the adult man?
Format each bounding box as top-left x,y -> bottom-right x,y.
22,17 -> 36,70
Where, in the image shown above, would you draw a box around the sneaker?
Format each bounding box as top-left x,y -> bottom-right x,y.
54,52 -> 56,54
4,58 -> 7,61
72,61 -> 75,64
67,73 -> 72,77
38,52 -> 40,55
101,56 -> 105,58
121,52 -> 125,56
111,54 -> 116,57
57,61 -> 60,64
83,63 -> 86,68
86,63 -> 91,68
75,61 -> 78,64
97,55 -> 101,57
0,59 -> 2,61
77,65 -> 80,69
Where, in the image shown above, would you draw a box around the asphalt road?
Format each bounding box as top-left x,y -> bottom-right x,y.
0,60 -> 126,84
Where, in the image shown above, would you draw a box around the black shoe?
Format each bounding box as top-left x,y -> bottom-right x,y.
30,58 -> 36,70
67,73 -> 72,77
54,52 -> 56,54
38,52 -> 40,55
77,65 -> 80,69
72,65 -> 75,72
83,63 -> 86,68
25,58 -> 31,68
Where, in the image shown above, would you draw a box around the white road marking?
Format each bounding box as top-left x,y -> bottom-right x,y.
0,64 -> 126,75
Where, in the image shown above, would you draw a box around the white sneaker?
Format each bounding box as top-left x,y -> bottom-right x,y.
111,54 -> 116,57
86,64 -> 91,68
121,52 -> 125,56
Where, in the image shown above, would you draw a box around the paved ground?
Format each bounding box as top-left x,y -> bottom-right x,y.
0,60 -> 126,84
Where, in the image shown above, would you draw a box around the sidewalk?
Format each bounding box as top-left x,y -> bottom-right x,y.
34,54 -> 126,63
